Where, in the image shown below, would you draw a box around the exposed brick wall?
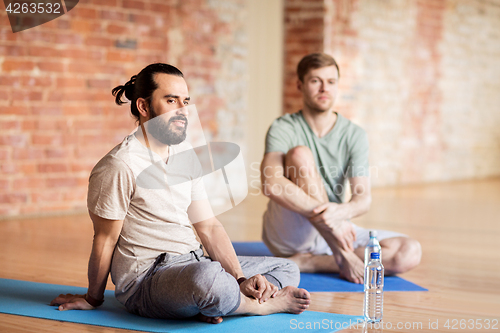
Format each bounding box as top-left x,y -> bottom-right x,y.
0,0 -> 247,218
283,0 -> 326,114
284,0 -> 500,186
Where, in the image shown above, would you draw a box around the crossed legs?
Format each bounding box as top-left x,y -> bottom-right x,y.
282,145 -> 421,280
125,253 -> 310,324
289,237 -> 422,275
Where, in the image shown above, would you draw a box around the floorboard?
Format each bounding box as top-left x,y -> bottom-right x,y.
1,178 -> 499,332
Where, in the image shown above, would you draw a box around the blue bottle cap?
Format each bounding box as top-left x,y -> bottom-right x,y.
370,252 -> 380,259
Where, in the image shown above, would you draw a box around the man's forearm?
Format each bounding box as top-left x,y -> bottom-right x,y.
86,236 -> 115,300
343,193 -> 371,220
195,219 -> 244,280
264,176 -> 371,222
262,177 -> 323,217
319,193 -> 371,223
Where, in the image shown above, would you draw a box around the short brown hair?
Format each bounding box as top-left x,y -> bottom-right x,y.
297,53 -> 340,82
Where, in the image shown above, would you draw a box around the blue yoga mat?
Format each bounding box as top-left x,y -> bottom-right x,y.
0,278 -> 363,333
232,242 -> 427,292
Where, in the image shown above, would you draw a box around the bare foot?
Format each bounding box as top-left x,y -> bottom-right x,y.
336,250 -> 364,284
265,286 -> 311,314
289,253 -> 313,271
290,252 -> 364,284
197,314 -> 223,324
238,286 -> 310,316
289,253 -> 338,273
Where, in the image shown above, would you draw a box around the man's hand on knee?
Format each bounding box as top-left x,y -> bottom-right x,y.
239,274 -> 278,303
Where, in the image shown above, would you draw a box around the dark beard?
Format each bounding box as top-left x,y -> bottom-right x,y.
146,106 -> 188,145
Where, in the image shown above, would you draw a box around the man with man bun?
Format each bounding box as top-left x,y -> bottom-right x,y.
50,63 -> 310,323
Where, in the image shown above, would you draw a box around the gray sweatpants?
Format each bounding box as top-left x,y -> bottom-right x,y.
124,247 -> 300,319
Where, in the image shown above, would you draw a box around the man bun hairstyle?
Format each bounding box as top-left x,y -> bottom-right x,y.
112,63 -> 184,122
297,53 -> 340,82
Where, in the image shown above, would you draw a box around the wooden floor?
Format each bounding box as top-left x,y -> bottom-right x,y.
0,178 -> 499,332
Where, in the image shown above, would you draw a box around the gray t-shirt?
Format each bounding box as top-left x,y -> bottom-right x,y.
87,133 -> 206,305
265,111 -> 369,203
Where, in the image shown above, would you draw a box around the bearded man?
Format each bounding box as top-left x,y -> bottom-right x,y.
51,63 -> 310,323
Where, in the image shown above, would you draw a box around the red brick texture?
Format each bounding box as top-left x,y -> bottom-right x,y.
0,0 -> 246,218
284,0 -> 500,185
283,0 -> 326,114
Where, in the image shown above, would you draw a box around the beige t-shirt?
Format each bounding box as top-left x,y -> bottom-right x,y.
87,133 -> 206,305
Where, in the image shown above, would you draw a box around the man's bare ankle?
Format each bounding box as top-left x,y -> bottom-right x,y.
235,287 -> 310,316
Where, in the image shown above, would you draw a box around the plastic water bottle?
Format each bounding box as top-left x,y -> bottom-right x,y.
363,252 -> 384,323
364,230 -> 381,266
